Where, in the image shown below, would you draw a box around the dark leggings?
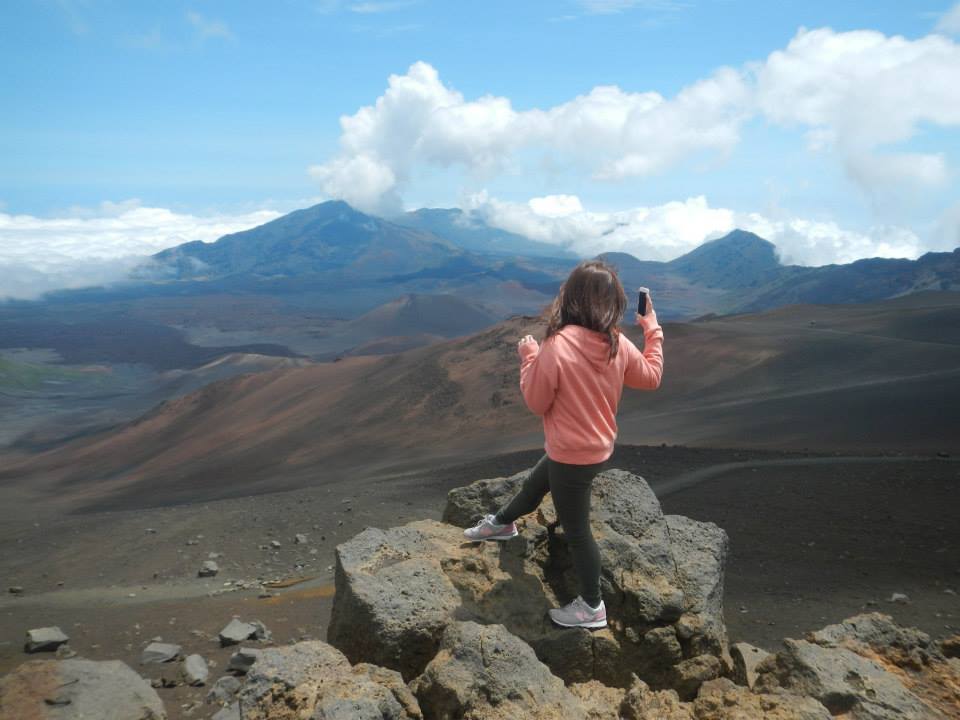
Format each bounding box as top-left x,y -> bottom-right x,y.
494,453 -> 607,608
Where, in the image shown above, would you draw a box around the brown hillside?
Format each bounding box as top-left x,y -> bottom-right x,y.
1,291 -> 958,512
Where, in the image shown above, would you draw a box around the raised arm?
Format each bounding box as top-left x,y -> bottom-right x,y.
518,335 -> 559,415
623,308 -> 664,390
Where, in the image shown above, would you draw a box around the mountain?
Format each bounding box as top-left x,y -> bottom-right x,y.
395,207 -> 579,259
736,247 -> 960,311
3,291 -> 958,512
141,200 -> 464,281
600,231 -> 960,317
664,229 -> 787,289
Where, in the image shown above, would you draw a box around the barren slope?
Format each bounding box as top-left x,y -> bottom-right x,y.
1,291 -> 958,512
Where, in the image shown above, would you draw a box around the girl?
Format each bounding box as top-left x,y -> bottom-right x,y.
464,259 -> 665,630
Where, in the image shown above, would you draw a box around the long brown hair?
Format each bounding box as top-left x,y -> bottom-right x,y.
544,259 -> 628,362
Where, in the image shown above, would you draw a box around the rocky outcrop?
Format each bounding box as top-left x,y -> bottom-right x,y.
329,467 -> 728,692
5,465 -> 957,720
237,640 -> 420,720
755,612 -> 960,719
0,657 -> 166,719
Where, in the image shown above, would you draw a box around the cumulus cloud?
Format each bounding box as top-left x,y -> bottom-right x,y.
755,27 -> 960,198
0,201 -> 280,301
310,28 -> 960,217
463,192 -> 925,267
309,61 -> 750,214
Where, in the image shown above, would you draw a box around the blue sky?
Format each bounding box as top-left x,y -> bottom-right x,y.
1,1 -> 959,298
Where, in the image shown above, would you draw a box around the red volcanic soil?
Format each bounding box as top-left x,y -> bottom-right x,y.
1,291 -> 958,514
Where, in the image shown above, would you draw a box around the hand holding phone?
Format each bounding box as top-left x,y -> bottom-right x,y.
637,287 -> 650,317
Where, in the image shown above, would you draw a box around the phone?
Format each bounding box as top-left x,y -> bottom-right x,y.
637,287 -> 649,316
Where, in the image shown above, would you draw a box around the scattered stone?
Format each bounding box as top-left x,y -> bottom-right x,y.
219,619 -> 257,646
294,533 -> 308,544
227,647 -> 261,674
208,552 -> 222,559
730,641 -> 771,688
250,620 -> 272,642
145,528 -> 157,534
218,618 -> 271,647
207,674 -> 242,704
141,641 -> 182,664
186,539 -> 199,546
198,560 -> 219,578
8,586 -> 23,595
270,540 -> 281,549
888,592 -> 911,604
24,626 -> 69,653
0,658 -> 166,719
182,653 -> 209,686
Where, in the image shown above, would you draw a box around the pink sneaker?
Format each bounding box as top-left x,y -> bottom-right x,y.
463,514 -> 518,541
548,596 -> 607,629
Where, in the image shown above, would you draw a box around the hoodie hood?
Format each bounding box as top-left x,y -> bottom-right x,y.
555,325 -> 616,373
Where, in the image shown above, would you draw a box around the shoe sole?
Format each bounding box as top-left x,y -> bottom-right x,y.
464,531 -> 518,542
549,616 -> 607,629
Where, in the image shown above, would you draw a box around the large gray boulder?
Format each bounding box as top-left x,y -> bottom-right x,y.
755,638 -> 945,719
0,657 -> 166,719
237,640 -> 421,720
409,620 -> 588,720
664,515 -> 729,657
329,466 -> 728,691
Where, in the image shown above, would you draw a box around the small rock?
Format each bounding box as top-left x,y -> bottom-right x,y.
730,641 -> 771,688
141,642 -> 182,664
250,620 -> 272,642
8,586 -> 23,595
198,560 -> 220,578
25,627 -> 69,653
219,619 -> 257,647
294,533 -> 308,544
270,540 -> 281,549
145,528 -> 157,534
889,592 -> 911,604
227,647 -> 261,674
186,539 -> 199,546
182,653 -> 209,686
208,552 -> 222,559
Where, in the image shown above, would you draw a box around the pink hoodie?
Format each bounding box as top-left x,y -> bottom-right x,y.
518,310 -> 664,464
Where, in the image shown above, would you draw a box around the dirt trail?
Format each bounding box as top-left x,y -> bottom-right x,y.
653,454 -> 960,497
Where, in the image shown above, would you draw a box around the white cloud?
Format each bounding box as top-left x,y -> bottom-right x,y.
0,201 -> 280,301
462,192 -> 925,267
310,28 -> 960,220
186,10 -> 233,40
755,27 -> 960,196
936,2 -> 960,34
310,61 -> 750,213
